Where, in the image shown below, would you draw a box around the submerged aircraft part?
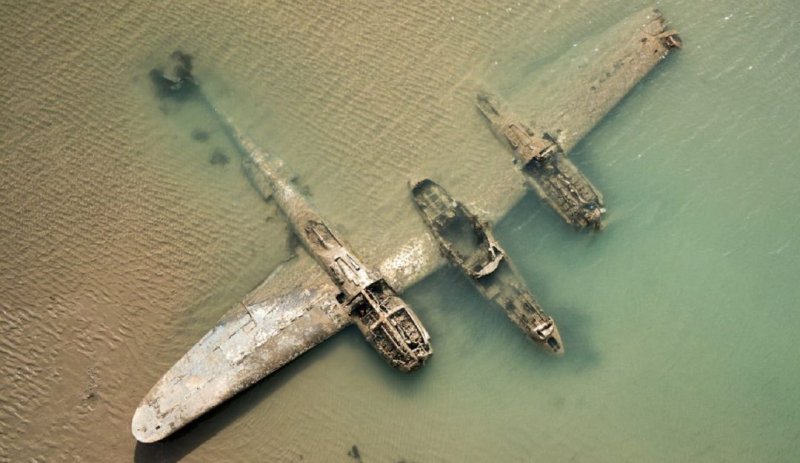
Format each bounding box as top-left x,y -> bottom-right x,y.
134,7 -> 680,443
516,9 -> 681,155
477,92 -> 606,230
134,51 -> 433,443
410,179 -> 504,279
411,179 -> 564,354
156,48 -> 433,374
474,8 -> 680,230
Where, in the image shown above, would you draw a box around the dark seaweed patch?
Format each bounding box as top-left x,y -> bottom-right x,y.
210,148 -> 229,166
192,128 -> 210,141
347,445 -> 362,461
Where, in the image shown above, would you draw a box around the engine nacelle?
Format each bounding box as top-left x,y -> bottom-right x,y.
348,279 -> 432,372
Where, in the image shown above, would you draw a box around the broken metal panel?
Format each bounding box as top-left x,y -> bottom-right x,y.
411,179 -> 504,279
131,251 -> 350,443
411,179 -> 563,354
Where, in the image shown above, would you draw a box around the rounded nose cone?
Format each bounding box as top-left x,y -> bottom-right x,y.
544,324 -> 565,355
584,206 -> 605,231
408,177 -> 433,194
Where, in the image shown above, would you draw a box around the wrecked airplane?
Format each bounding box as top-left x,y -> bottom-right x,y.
133,7 -> 680,443
411,179 -> 563,354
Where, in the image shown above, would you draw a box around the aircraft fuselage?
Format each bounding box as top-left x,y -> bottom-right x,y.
411,179 -> 564,354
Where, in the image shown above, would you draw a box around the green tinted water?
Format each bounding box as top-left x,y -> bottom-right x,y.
2,1 -> 799,461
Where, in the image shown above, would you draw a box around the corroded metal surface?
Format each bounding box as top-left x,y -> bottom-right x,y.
477,92 -> 607,230
411,180 -> 505,280
516,8 -> 681,155
133,7 -> 679,443
411,179 -> 563,354
134,58 -> 433,442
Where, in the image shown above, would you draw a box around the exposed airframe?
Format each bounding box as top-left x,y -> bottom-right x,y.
132,7 -> 680,443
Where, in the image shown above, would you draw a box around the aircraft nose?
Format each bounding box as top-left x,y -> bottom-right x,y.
585,204 -> 605,231
544,324 -> 565,355
531,319 -> 565,355
407,177 -> 430,192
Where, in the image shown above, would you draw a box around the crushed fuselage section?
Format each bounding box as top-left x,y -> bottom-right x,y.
411,179 -> 503,278
477,93 -> 605,230
411,179 -> 563,354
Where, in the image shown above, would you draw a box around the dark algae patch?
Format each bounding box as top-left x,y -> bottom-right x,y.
347,444 -> 362,461
209,148 -> 229,166
191,128 -> 210,141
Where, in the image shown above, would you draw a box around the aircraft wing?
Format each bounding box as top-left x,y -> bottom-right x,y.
133,7 -> 679,443
132,250 -> 351,443
508,8 -> 678,154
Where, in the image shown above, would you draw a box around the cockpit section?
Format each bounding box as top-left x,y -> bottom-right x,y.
530,316 -> 564,355
412,179 -> 505,279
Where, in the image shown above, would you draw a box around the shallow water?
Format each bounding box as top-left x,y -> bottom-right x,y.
2,1 -> 799,461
